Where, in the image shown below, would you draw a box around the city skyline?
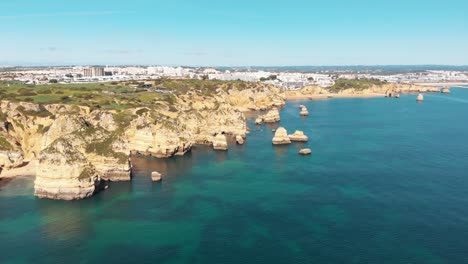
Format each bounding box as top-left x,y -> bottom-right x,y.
1,0 -> 467,66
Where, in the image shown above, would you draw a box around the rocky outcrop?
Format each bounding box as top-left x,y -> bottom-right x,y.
255,117 -> 263,125
299,149 -> 312,155
151,171 -> 162,182
272,127 -> 291,145
213,134 -> 228,151
417,94 -> 424,102
0,151 -> 24,172
289,131 -> 309,142
224,84 -> 285,111
285,83 -> 440,98
236,135 -> 245,145
34,139 -> 101,200
442,88 -> 451,94
261,108 -> 281,123
299,105 -> 309,116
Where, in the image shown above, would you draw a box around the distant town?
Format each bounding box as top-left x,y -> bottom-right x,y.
1,65 -> 467,90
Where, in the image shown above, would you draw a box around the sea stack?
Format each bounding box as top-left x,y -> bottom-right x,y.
213,134 -> 228,151
288,130 -> 309,142
272,127 -> 291,145
262,107 -> 281,123
299,105 -> 309,116
235,135 -> 245,145
34,139 -> 101,200
417,93 -> 424,102
151,171 -> 162,182
299,149 -> 312,155
441,88 -> 451,94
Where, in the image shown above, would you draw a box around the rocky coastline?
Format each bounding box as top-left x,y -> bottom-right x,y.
0,81 -> 441,200
0,82 -> 285,200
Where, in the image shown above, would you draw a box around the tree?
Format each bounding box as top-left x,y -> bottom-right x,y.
49,79 -> 58,84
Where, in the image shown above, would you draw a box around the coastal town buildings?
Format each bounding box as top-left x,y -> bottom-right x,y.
1,66 -> 467,89
83,67 -> 105,77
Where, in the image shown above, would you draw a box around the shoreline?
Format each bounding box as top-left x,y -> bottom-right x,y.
0,161 -> 37,179
415,82 -> 468,87
285,93 -> 385,100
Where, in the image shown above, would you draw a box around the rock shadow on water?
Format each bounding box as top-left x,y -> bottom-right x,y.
273,144 -> 289,158
130,150 -> 197,180
0,177 -> 13,190
35,197 -> 97,242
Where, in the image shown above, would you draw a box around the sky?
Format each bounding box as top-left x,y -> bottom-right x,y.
0,0 -> 467,66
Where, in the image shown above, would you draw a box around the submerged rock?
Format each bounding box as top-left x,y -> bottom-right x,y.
272,127 -> 291,145
299,149 -> 312,155
288,130 -> 309,142
151,171 -> 162,182
213,134 -> 228,151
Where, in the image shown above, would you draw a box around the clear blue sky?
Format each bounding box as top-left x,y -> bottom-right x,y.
1,0 -> 467,66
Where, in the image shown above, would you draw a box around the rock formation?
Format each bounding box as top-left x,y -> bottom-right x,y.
442,88 -> 451,94
255,117 -> 263,125
272,127 -> 291,145
34,139 -> 101,200
151,171 -> 162,182
213,134 -> 228,151
285,83 -> 440,99
236,135 -> 245,145
288,131 -> 309,142
299,105 -> 309,116
299,149 -> 312,155
417,94 -> 424,102
261,108 -> 281,123
0,81 -> 287,200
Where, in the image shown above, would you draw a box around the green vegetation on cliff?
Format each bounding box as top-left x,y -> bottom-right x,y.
0,79 -> 257,110
0,136 -> 13,151
330,78 -> 386,91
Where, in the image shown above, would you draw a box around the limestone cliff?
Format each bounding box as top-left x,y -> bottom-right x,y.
285,83 -> 440,98
0,82 -> 286,200
34,139 -> 101,200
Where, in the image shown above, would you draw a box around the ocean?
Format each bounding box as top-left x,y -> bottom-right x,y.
1,89 -> 468,264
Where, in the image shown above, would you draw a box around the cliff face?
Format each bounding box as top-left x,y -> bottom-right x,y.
0,82 -> 285,200
285,83 -> 440,98
34,139 -> 101,200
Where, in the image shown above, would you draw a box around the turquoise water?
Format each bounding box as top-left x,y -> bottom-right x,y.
2,89 -> 468,264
